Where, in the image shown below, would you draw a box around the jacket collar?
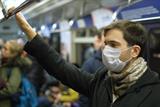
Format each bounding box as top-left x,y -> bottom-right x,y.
123,68 -> 160,95
111,68 -> 160,106
93,50 -> 102,61
103,67 -> 160,104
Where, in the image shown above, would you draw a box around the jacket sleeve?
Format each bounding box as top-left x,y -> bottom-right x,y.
24,35 -> 94,97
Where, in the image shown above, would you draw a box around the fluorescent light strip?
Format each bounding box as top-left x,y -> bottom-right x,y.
131,16 -> 160,22
27,0 -> 73,19
23,0 -> 50,14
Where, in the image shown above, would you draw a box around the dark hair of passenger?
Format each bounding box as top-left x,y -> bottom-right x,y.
95,32 -> 102,39
103,20 -> 148,57
47,80 -> 61,89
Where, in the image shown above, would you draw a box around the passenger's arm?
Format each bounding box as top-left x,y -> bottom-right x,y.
15,13 -> 37,40
15,13 -> 94,97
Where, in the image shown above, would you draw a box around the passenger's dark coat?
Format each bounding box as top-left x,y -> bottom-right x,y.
78,49 -> 105,107
24,35 -> 160,107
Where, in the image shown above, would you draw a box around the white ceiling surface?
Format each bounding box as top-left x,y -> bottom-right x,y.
22,0 -> 127,22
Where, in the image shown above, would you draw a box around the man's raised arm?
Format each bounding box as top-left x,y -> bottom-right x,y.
15,13 -> 36,40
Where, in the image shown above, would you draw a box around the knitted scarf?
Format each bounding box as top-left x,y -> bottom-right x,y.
108,57 -> 147,102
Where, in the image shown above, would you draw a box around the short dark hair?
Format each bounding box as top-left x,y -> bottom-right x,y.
103,20 -> 147,57
95,31 -> 102,40
46,80 -> 61,90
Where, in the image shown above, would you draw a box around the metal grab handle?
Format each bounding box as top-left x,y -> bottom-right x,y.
0,0 -> 41,23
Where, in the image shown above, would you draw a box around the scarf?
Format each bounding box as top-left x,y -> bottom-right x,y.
108,57 -> 147,102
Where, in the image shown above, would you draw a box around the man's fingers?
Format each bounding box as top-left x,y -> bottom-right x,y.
8,7 -> 15,14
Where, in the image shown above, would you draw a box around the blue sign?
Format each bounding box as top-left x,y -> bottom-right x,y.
71,15 -> 93,29
117,0 -> 160,21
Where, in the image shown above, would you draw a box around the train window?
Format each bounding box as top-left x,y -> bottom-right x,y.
148,27 -> 160,73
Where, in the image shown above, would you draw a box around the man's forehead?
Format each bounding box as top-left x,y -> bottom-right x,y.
104,29 -> 125,42
104,35 -> 124,44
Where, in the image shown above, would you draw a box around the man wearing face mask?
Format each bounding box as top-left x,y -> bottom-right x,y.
14,12 -> 160,107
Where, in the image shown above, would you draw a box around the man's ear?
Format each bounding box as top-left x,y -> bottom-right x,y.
131,45 -> 141,58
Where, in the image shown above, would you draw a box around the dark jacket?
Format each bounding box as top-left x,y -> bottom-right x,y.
81,50 -> 104,74
79,50 -> 105,107
24,35 -> 160,107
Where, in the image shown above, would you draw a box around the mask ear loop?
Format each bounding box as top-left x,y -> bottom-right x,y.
121,46 -> 132,52
120,46 -> 132,63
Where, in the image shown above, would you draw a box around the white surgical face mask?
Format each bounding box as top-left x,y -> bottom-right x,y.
102,45 -> 131,72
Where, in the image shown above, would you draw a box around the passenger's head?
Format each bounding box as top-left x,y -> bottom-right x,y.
46,80 -> 61,103
102,20 -> 147,71
93,31 -> 104,51
103,20 -> 147,58
2,40 -> 23,61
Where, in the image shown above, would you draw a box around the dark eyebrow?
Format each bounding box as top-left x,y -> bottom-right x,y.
105,40 -> 121,46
